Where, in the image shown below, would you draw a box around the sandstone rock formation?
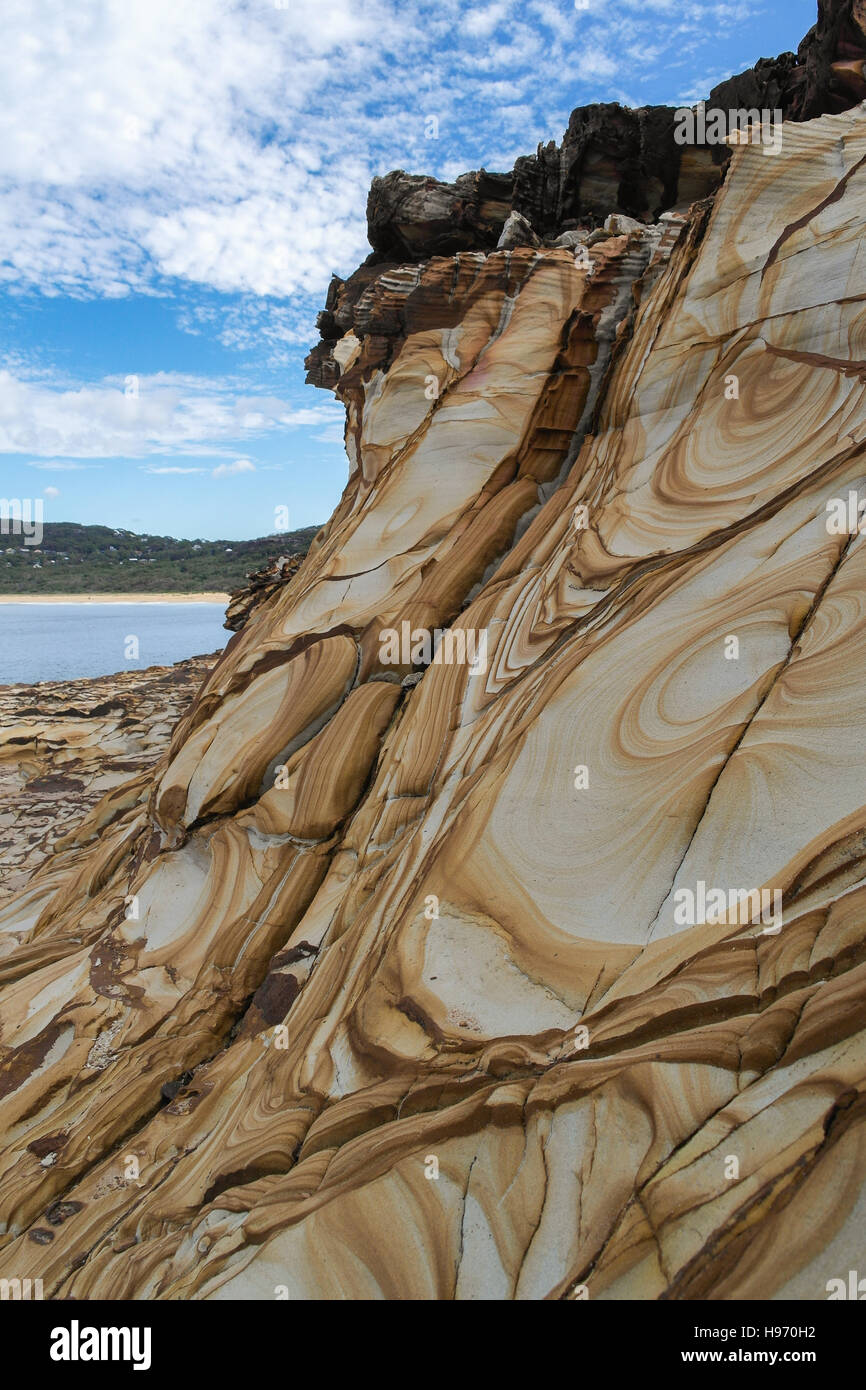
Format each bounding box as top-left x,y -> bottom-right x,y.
353,0 -> 866,274
1,7 -> 866,1302
224,554 -> 306,633
311,1 -> 866,408
0,655 -> 217,906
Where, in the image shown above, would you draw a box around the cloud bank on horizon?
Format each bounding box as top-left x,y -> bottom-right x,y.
0,0 -> 816,538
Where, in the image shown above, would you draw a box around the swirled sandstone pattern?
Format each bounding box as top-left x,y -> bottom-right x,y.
1,99 -> 866,1300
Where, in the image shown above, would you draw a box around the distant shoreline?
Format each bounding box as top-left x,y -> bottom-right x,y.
0,592 -> 230,605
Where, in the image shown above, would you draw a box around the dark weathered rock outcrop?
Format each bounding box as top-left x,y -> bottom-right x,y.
309,2 -> 866,393
711,0 -> 866,121
366,168 -> 514,260
224,553 -> 307,633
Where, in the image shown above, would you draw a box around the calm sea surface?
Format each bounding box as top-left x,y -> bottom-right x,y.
0,603 -> 228,685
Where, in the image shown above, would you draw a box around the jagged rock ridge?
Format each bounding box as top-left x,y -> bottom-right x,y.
309,0 -> 866,390
224,553 -> 307,633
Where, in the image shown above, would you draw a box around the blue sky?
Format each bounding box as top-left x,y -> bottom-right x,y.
0,0 -> 816,540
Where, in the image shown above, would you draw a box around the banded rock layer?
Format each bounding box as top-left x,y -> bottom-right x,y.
1,100 -> 866,1299
0,655 -> 217,907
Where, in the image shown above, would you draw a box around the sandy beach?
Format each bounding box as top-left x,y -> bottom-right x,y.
0,592 -> 230,604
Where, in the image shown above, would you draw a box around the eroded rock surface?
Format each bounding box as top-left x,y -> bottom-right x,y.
224,554 -> 306,633
1,19 -> 866,1300
0,655 -> 218,905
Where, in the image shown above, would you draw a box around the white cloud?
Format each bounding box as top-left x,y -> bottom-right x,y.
177,298 -> 319,366
213,458 -> 256,478
0,0 -> 758,304
0,0 -> 393,300
573,46 -> 618,82
465,3 -> 512,39
26,460 -> 101,470
314,425 -> 347,444
142,466 -> 207,475
1,370 -> 344,458
528,0 -> 575,44
42,485 -> 60,497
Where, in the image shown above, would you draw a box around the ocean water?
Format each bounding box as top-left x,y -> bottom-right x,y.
0,603 -> 229,686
